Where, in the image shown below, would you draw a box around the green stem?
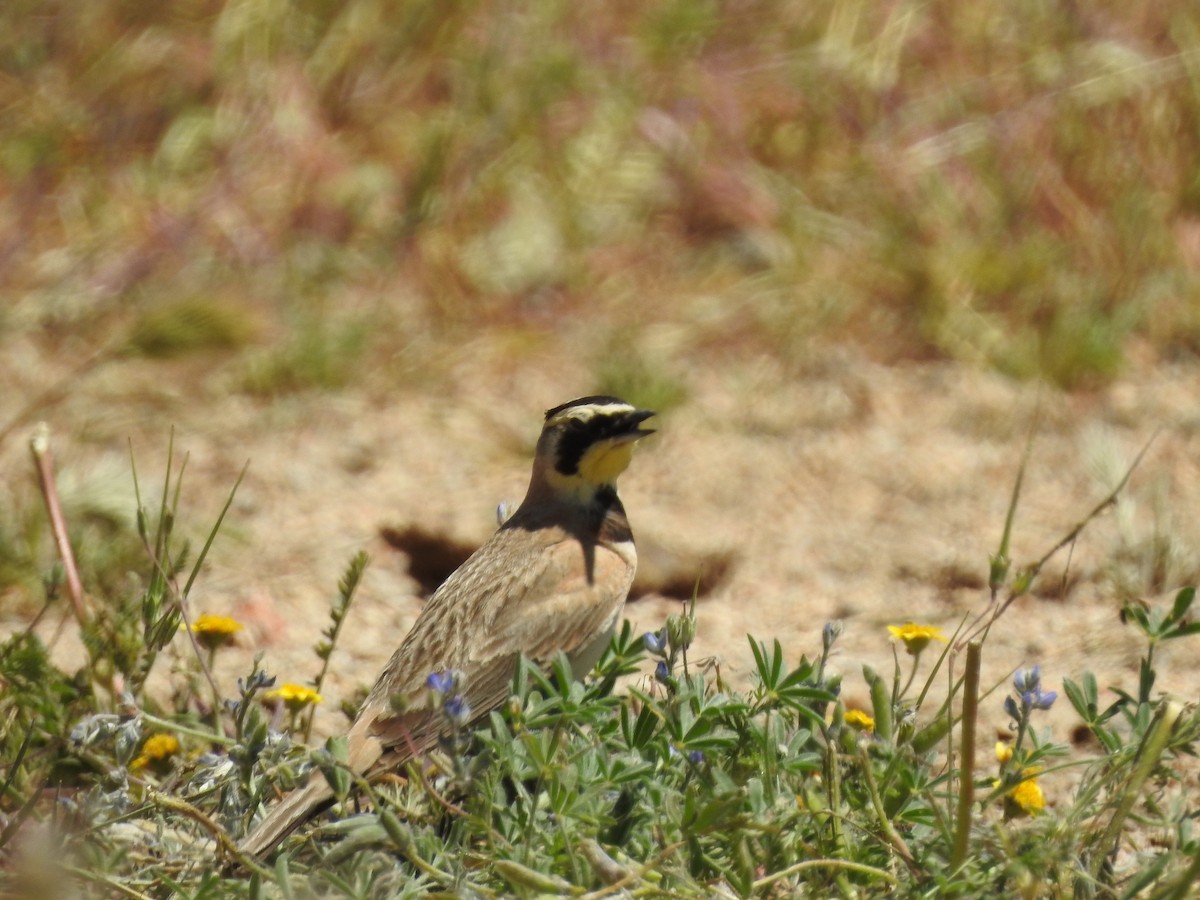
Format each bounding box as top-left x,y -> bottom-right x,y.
823,733 -> 845,858
951,641 -> 982,871
899,658 -> 919,699
752,857 -> 898,891
141,712 -> 236,746
857,743 -> 915,869
762,706 -> 776,802
1089,700 -> 1183,885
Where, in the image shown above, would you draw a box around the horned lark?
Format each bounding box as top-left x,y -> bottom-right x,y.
240,395 -> 655,858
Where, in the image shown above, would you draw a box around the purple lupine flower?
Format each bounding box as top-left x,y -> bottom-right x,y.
444,695 -> 470,722
1029,689 -> 1057,711
1013,666 -> 1041,694
426,671 -> 455,694
1004,695 -> 1021,721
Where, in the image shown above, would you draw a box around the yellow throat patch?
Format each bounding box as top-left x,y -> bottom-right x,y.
577,439 -> 636,486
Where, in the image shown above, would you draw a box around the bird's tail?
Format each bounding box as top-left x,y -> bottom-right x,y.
238,775 -> 334,860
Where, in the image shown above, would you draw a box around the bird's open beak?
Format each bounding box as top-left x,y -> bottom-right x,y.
613,409 -> 657,443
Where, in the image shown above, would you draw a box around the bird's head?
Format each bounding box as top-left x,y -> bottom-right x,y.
530,396 -> 656,503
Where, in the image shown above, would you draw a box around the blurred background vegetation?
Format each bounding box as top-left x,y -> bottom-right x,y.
3,0 -> 1200,398
3,8 -> 1200,891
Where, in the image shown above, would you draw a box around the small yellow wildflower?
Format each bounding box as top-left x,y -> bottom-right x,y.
131,733 -> 180,773
190,614 -> 244,651
845,709 -> 876,732
1008,777 -> 1045,815
887,622 -> 947,656
264,682 -> 323,712
993,760 -> 1045,818
1001,769 -> 1046,817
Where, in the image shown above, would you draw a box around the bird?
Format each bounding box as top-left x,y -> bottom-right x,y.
239,395 -> 656,858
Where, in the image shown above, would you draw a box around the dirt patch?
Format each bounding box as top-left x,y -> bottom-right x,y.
4,342 -> 1198,803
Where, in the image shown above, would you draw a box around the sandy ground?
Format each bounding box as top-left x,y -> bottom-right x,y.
4,341 -> 1199,803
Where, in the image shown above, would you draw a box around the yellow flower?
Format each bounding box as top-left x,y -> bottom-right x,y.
995,741 -> 1014,763
190,614 -> 244,650
845,709 -> 876,732
264,682 -> 323,712
131,733 -> 180,772
1003,769 -> 1046,817
994,765 -> 1045,818
887,622 -> 947,656
1008,777 -> 1045,814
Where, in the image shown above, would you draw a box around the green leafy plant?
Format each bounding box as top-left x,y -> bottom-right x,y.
3,445 -> 1199,897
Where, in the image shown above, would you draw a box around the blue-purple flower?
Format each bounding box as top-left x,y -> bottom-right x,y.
1004,695 -> 1021,721
426,670 -> 455,694
1013,666 -> 1040,694
1025,688 -> 1057,710
444,695 -> 470,723
1005,665 -> 1057,720
643,628 -> 668,656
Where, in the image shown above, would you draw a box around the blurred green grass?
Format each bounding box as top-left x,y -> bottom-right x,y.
2,0 -> 1199,389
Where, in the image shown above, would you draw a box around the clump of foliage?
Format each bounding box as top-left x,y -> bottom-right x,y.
2,438 -> 1199,898
4,1 -> 1200,399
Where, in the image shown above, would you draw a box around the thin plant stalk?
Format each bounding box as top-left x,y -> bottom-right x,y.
29,423 -> 88,626
951,641 -> 982,871
1089,700 -> 1183,886
303,550 -> 369,742
966,432 -> 1157,644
